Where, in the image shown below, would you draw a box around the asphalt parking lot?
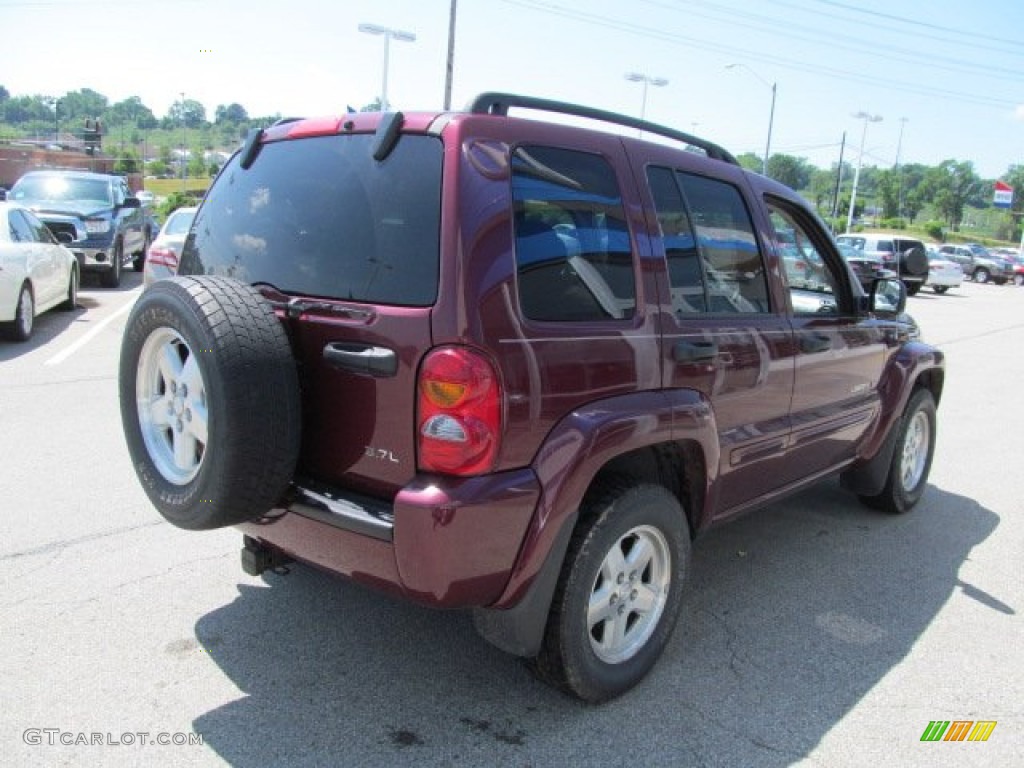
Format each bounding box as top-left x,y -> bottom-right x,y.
1,273 -> 1021,767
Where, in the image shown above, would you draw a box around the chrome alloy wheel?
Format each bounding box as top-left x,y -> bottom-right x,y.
587,525 -> 672,664
899,409 -> 931,494
136,327 -> 209,485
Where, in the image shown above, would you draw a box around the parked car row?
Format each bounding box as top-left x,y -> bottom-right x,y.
0,164 -> 207,341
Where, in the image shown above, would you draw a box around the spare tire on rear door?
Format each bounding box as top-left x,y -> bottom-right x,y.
119,276 -> 301,530
901,245 -> 929,277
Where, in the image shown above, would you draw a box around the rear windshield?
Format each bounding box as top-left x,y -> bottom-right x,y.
180,133 -> 442,305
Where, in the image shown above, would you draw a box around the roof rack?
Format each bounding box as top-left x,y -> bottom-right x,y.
466,92 -> 739,167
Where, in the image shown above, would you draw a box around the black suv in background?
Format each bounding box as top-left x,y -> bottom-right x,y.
835,233 -> 930,295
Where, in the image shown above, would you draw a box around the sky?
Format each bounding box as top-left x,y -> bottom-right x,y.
2,0 -> 1023,179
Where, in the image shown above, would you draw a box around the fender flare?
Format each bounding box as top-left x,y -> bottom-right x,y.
473,388 -> 719,657
842,340 -> 944,495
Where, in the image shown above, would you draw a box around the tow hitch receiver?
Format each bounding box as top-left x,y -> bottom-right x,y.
241,536 -> 293,576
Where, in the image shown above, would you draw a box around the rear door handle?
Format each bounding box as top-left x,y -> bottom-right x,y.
800,334 -> 832,354
673,340 -> 718,363
323,343 -> 398,377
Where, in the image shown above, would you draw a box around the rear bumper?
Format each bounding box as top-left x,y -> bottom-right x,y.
237,467 -> 542,609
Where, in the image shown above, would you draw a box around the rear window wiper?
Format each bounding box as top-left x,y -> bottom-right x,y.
252,282 -> 372,321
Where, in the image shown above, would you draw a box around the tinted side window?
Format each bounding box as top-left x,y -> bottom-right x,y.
9,210 -> 36,243
181,134 -> 442,306
646,166 -> 706,313
512,146 -> 635,322
647,167 -> 769,314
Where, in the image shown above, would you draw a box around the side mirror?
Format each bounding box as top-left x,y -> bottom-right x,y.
870,277 -> 906,314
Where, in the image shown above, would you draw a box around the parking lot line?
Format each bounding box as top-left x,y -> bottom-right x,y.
44,288 -> 142,366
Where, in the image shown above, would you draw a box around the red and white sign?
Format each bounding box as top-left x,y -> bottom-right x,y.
994,180 -> 1013,209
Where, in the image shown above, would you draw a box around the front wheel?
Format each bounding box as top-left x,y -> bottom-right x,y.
101,240 -> 123,288
974,268 -> 990,284
2,283 -> 34,341
859,389 -> 936,514
530,483 -> 689,703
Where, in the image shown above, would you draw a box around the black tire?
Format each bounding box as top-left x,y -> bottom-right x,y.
901,246 -> 929,277
905,281 -> 922,296
530,483 -> 689,703
119,276 -> 302,530
60,267 -> 78,310
1015,274 -> 1023,287
101,240 -> 123,288
1,282 -> 34,342
932,285 -> 948,295
858,389 -> 936,515
993,278 -> 1007,286
133,229 -> 151,272
974,267 -> 990,284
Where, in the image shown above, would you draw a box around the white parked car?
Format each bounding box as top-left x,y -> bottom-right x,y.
143,206 -> 197,288
0,202 -> 79,341
926,252 -> 964,294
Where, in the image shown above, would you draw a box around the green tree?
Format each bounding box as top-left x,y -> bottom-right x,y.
766,154 -> 811,190
214,103 -> 249,124
105,96 -> 158,130
165,98 -> 207,129
59,88 -> 108,122
807,168 -> 837,212
735,152 -> 762,174
925,160 -> 979,231
114,148 -> 140,174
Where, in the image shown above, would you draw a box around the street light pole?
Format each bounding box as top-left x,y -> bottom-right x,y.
895,117 -> 909,220
726,63 -> 776,176
624,72 -> 668,135
358,23 -> 417,112
180,92 -> 187,194
846,111 -> 883,233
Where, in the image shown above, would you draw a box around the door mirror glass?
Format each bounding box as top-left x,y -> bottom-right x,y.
871,278 -> 906,314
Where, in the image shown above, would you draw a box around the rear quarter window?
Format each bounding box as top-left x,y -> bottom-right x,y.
180,133 -> 442,306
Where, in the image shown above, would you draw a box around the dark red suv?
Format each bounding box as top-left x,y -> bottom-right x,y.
119,94 -> 945,702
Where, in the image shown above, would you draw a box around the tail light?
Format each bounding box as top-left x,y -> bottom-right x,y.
147,245 -> 179,271
417,346 -> 501,476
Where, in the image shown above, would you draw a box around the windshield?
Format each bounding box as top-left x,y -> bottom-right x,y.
11,176 -> 112,206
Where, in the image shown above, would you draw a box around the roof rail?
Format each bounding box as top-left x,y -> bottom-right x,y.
466,92 -> 739,167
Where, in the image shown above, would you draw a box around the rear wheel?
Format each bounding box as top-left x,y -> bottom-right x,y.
932,285 -> 948,295
60,267 -> 78,310
1015,274 -> 1024,286
530,483 -> 689,703
859,389 -> 936,514
905,281 -> 922,296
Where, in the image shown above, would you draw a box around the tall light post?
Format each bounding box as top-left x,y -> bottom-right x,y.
358,23 -> 417,112
846,111 -> 883,233
726,63 -> 776,176
624,72 -> 668,134
180,92 -> 187,194
895,117 -> 909,220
